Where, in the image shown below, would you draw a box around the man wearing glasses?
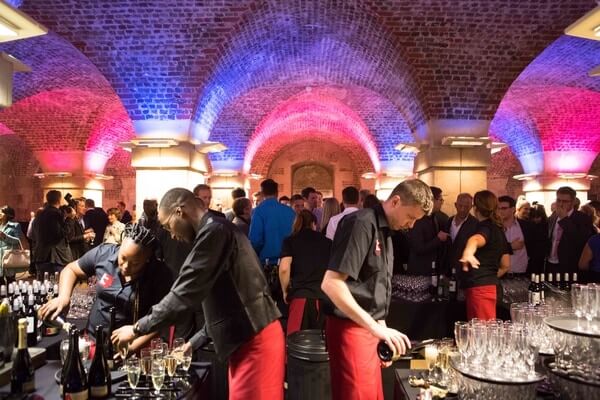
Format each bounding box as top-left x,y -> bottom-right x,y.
546,186 -> 595,276
112,188 -> 284,400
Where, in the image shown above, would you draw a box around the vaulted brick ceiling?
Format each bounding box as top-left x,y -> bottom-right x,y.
0,0 -> 597,176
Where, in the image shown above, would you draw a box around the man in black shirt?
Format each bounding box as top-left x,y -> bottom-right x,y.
39,224 -> 172,353
112,188 -> 284,400
321,179 -> 433,400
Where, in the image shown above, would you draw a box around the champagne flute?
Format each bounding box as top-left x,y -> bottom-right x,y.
151,359 -> 165,397
424,344 -> 439,383
165,355 -> 177,379
180,343 -> 193,375
151,338 -> 163,350
127,357 -> 141,399
140,348 -> 152,381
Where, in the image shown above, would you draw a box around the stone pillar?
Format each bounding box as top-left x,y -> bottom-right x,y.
33,150 -> 111,206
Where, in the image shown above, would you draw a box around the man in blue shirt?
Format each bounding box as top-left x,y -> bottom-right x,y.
249,179 -> 296,263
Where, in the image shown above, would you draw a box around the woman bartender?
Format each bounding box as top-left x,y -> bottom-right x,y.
39,223 -> 173,353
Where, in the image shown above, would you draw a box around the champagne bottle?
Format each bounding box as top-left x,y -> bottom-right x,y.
43,315 -> 72,337
563,273 -> 571,291
62,328 -> 88,399
88,326 -> 111,398
25,295 -> 38,347
11,318 -> 35,394
106,307 -> 116,370
572,273 -> 578,285
0,284 -> 6,301
377,340 -> 400,362
555,273 -> 561,290
547,273 -> 553,287
528,273 -> 536,304
448,268 -> 457,301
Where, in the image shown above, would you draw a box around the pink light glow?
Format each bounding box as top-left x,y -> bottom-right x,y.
244,92 -> 380,174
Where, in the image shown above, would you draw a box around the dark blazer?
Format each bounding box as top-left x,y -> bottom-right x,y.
64,217 -> 89,260
514,218 -> 548,273
84,207 -> 109,245
445,215 -> 479,275
407,214 -> 446,275
120,210 -> 133,224
548,210 -> 595,273
34,206 -> 72,265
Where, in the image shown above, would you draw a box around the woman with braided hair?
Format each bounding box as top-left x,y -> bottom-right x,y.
39,223 -> 173,354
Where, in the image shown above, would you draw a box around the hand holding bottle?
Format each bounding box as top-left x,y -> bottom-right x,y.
38,295 -> 70,320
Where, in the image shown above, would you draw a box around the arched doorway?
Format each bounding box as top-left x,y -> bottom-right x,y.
292,163 -> 334,198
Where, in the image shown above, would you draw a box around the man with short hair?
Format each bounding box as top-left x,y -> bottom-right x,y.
252,191 -> 263,208
515,197 -> 531,220
112,189 -> 284,400
301,186 -> 322,227
326,186 -> 360,240
117,201 -> 133,224
84,198 -> 109,245
249,179 -> 296,263
193,184 -> 226,218
232,197 -> 252,236
321,180 -> 433,400
290,194 -> 304,214
225,187 -> 247,222
547,186 -> 595,275
445,193 -> 478,276
359,189 -> 371,209
34,190 -> 73,277
498,195 -> 534,275
278,196 -> 290,206
406,186 -> 449,275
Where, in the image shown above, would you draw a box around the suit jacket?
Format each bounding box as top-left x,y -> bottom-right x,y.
84,207 -> 109,245
64,217 -> 89,260
514,218 -> 548,273
407,214 -> 446,275
548,210 -> 595,272
445,215 -> 479,275
34,206 -> 72,264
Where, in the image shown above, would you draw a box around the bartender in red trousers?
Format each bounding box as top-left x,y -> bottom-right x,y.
112,188 -> 284,400
321,180 -> 433,400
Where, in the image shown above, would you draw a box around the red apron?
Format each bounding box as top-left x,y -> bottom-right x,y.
465,285 -> 497,320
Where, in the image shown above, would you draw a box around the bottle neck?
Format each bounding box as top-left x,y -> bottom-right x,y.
17,324 -> 27,350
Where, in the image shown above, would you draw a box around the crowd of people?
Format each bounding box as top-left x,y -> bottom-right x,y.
1,179 -> 600,399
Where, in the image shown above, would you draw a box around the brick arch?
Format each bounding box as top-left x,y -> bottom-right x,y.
244,92 -> 379,175
491,36 -> 600,175
0,33 -> 134,167
209,85 -> 414,168
192,0 -> 424,144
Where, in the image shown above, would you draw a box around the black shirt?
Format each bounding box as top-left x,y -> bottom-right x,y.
280,228 -> 331,300
326,204 -> 394,320
77,244 -> 173,337
458,219 -> 511,289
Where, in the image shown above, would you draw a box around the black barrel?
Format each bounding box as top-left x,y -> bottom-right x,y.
287,329 -> 331,400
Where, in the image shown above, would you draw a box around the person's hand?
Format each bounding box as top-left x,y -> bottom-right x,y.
111,325 -> 136,348
370,324 -> 411,368
38,296 -> 70,320
83,231 -> 94,240
437,231 -> 449,242
283,291 -> 289,304
511,238 -> 524,250
182,342 -> 193,355
459,254 -> 480,272
555,203 -> 569,219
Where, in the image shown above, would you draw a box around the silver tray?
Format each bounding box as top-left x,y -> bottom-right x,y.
449,357 -> 545,385
544,315 -> 600,338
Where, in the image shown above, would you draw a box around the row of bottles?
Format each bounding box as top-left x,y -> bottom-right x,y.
430,262 -> 458,302
61,325 -> 111,399
528,272 -> 578,305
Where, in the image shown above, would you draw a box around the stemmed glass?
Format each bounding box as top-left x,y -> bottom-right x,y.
140,348 -> 153,382
572,284 -> 585,331
424,344 -> 439,383
126,357 -> 141,399
454,322 -> 469,365
151,359 -> 165,397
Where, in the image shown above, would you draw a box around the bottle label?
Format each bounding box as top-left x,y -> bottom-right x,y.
65,390 -> 89,400
431,276 -> 438,287
531,292 -> 540,305
26,317 -> 35,334
90,385 -> 109,397
449,281 -> 457,292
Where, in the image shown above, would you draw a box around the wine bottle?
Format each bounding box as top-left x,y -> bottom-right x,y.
532,275 -> 541,306
572,273 -> 578,285
0,284 -> 6,301
377,340 -> 400,362
547,273 -> 553,287
528,273 -> 536,305
563,273 -> 571,291
88,326 -> 111,398
11,318 -> 35,394
7,282 -> 14,302
62,328 -> 88,399
106,307 -> 116,370
430,261 -> 438,300
555,273 -> 561,291
43,315 -> 72,337
25,295 -> 38,347
539,273 -> 545,305
448,268 -> 457,301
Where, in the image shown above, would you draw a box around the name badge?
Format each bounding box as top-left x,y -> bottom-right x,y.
99,273 -> 114,288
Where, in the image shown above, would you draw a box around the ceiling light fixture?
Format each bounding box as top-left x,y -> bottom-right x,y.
513,173 -> 541,181
394,143 -> 420,153
0,17 -> 18,37
441,136 -> 491,148
0,2 -> 47,43
196,141 -> 227,154
361,172 -> 378,180
33,172 -> 72,179
565,6 -> 600,41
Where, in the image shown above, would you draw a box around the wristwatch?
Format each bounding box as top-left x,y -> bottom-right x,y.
132,322 -> 142,337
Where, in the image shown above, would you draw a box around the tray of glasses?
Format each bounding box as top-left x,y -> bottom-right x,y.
449,357 -> 545,385
544,315 -> 600,338
544,357 -> 600,396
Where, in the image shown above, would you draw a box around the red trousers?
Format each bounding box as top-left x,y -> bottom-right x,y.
325,316 -> 384,400
228,320 -> 285,400
287,298 -> 322,336
465,285 -> 497,320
